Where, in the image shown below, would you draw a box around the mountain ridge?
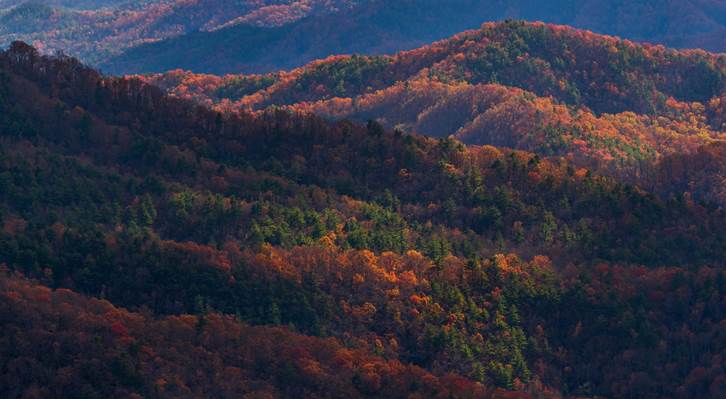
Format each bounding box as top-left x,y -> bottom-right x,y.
3,41 -> 726,397
2,0 -> 726,75
102,0 -> 726,75
140,21 -> 726,205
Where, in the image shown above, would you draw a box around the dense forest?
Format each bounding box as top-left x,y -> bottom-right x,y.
3,41 -> 726,398
2,275 -> 500,398
143,21 -> 726,206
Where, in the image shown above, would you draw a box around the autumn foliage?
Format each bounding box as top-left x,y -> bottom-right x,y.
144,21 -> 726,204
2,42 -> 726,398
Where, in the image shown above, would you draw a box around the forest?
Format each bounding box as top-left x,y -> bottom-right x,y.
2,39 -> 726,398
143,21 -> 726,206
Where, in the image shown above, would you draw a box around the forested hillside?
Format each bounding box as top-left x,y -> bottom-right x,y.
103,0 -> 726,74
0,0 -> 357,66
2,0 -> 726,75
3,41 -> 726,398
143,21 -> 726,205
1,275 -> 496,398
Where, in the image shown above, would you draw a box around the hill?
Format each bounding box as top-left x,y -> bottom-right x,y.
3,41 -> 726,398
0,0 -> 124,9
1,274 -> 495,398
2,0 -> 726,74
0,0 -> 356,66
102,0 -> 726,75
142,21 -> 726,204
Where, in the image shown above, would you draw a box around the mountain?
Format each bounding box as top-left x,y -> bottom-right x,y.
3,41 -> 726,398
142,21 -> 726,204
102,0 -> 726,75
0,0 -> 357,65
2,0 -> 726,75
0,0 -> 125,9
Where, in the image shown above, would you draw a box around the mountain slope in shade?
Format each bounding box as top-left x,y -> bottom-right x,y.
141,21 -> 726,204
654,141 -> 726,202
0,0 -> 125,9
103,0 -> 726,75
3,0 -> 726,75
0,0 -> 357,65
4,42 -> 726,397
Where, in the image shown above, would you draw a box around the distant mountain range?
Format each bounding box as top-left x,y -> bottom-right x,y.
0,0 -> 358,66
0,0 -> 124,9
1,0 -> 726,74
105,0 -> 726,75
142,20 -> 726,206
